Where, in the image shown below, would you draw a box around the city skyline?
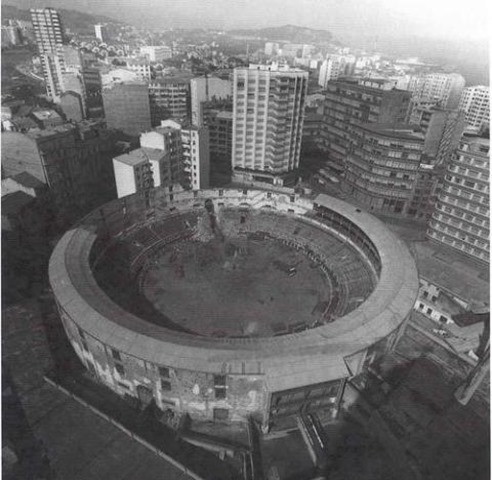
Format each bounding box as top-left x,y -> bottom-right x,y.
6,0 -> 491,41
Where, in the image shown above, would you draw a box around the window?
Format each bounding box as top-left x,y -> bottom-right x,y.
439,315 -> 447,323
112,349 -> 121,362
214,375 -> 227,399
159,366 -> 170,378
419,303 -> 424,309
422,291 -> 429,299
115,363 -> 125,376
161,380 -> 171,391
426,308 -> 433,315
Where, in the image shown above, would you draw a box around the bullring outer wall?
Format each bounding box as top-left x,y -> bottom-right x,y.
49,188 -> 419,427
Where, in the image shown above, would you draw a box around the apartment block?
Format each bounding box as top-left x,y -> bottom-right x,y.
2,120 -> 116,212
345,123 -> 425,216
180,125 -> 210,190
408,73 -> 466,109
149,77 -> 191,125
320,78 -> 412,168
102,82 -> 152,136
410,105 -> 465,164
427,132 -> 490,264
232,64 -> 308,186
190,76 -> 232,126
140,45 -> 173,62
112,148 -> 166,198
459,86 -> 490,132
30,7 -> 66,101
318,55 -> 355,88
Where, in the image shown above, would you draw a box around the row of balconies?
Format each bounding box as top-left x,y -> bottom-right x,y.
427,228 -> 489,259
432,212 -> 489,240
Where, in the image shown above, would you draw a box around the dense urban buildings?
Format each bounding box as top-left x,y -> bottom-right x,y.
427,131 -> 490,263
232,64 -> 308,185
2,120 -> 116,213
459,86 -> 490,133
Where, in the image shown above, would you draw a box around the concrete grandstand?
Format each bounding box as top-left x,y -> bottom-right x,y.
49,188 -> 419,430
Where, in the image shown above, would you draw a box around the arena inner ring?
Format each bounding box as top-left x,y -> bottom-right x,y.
49,188 -> 419,427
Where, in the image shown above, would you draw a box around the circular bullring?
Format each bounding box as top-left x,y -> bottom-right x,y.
93,204 -> 378,338
49,188 -> 419,422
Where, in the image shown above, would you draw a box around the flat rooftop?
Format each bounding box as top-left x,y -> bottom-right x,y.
113,147 -> 165,166
359,123 -> 425,141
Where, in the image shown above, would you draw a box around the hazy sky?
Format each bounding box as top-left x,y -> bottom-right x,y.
14,0 -> 491,40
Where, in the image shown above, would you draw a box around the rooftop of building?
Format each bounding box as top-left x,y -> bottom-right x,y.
31,109 -> 63,121
26,124 -> 75,139
413,241 -> 489,310
358,123 -> 425,141
11,171 -> 46,189
2,191 -> 35,216
243,63 -> 307,74
114,147 -> 165,166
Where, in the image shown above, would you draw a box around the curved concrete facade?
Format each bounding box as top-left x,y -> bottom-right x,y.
49,188 -> 419,427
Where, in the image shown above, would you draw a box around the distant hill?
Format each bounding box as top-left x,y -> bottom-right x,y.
1,4 -> 120,35
228,24 -> 334,44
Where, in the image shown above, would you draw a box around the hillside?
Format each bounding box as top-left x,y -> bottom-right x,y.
1,4 -> 120,35
228,24 -> 334,44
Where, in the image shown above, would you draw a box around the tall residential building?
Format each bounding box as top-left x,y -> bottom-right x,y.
410,106 -> 465,164
232,64 -> 308,186
320,78 -> 412,168
207,110 -> 233,162
318,55 -> 355,88
344,123 -> 425,216
190,76 -> 232,126
159,120 -> 210,190
112,148 -> 166,199
94,24 -> 109,43
82,66 -> 104,118
30,7 -> 66,101
427,132 -> 490,264
102,82 -> 151,136
149,77 -> 191,126
459,86 -> 490,132
408,73 -> 466,109
181,125 -> 210,190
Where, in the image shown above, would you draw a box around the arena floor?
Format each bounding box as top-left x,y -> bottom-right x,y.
142,236 -> 330,338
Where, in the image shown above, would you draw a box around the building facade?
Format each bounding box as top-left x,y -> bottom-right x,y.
102,82 -> 152,136
1,120 -> 116,213
408,73 -> 466,110
149,78 -> 191,126
94,24 -> 109,43
344,123 -> 426,216
320,78 -> 412,168
427,132 -> 490,264
190,76 -> 232,127
232,64 -> 308,185
459,86 -> 490,133
30,7 -> 66,101
140,46 -> 173,63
